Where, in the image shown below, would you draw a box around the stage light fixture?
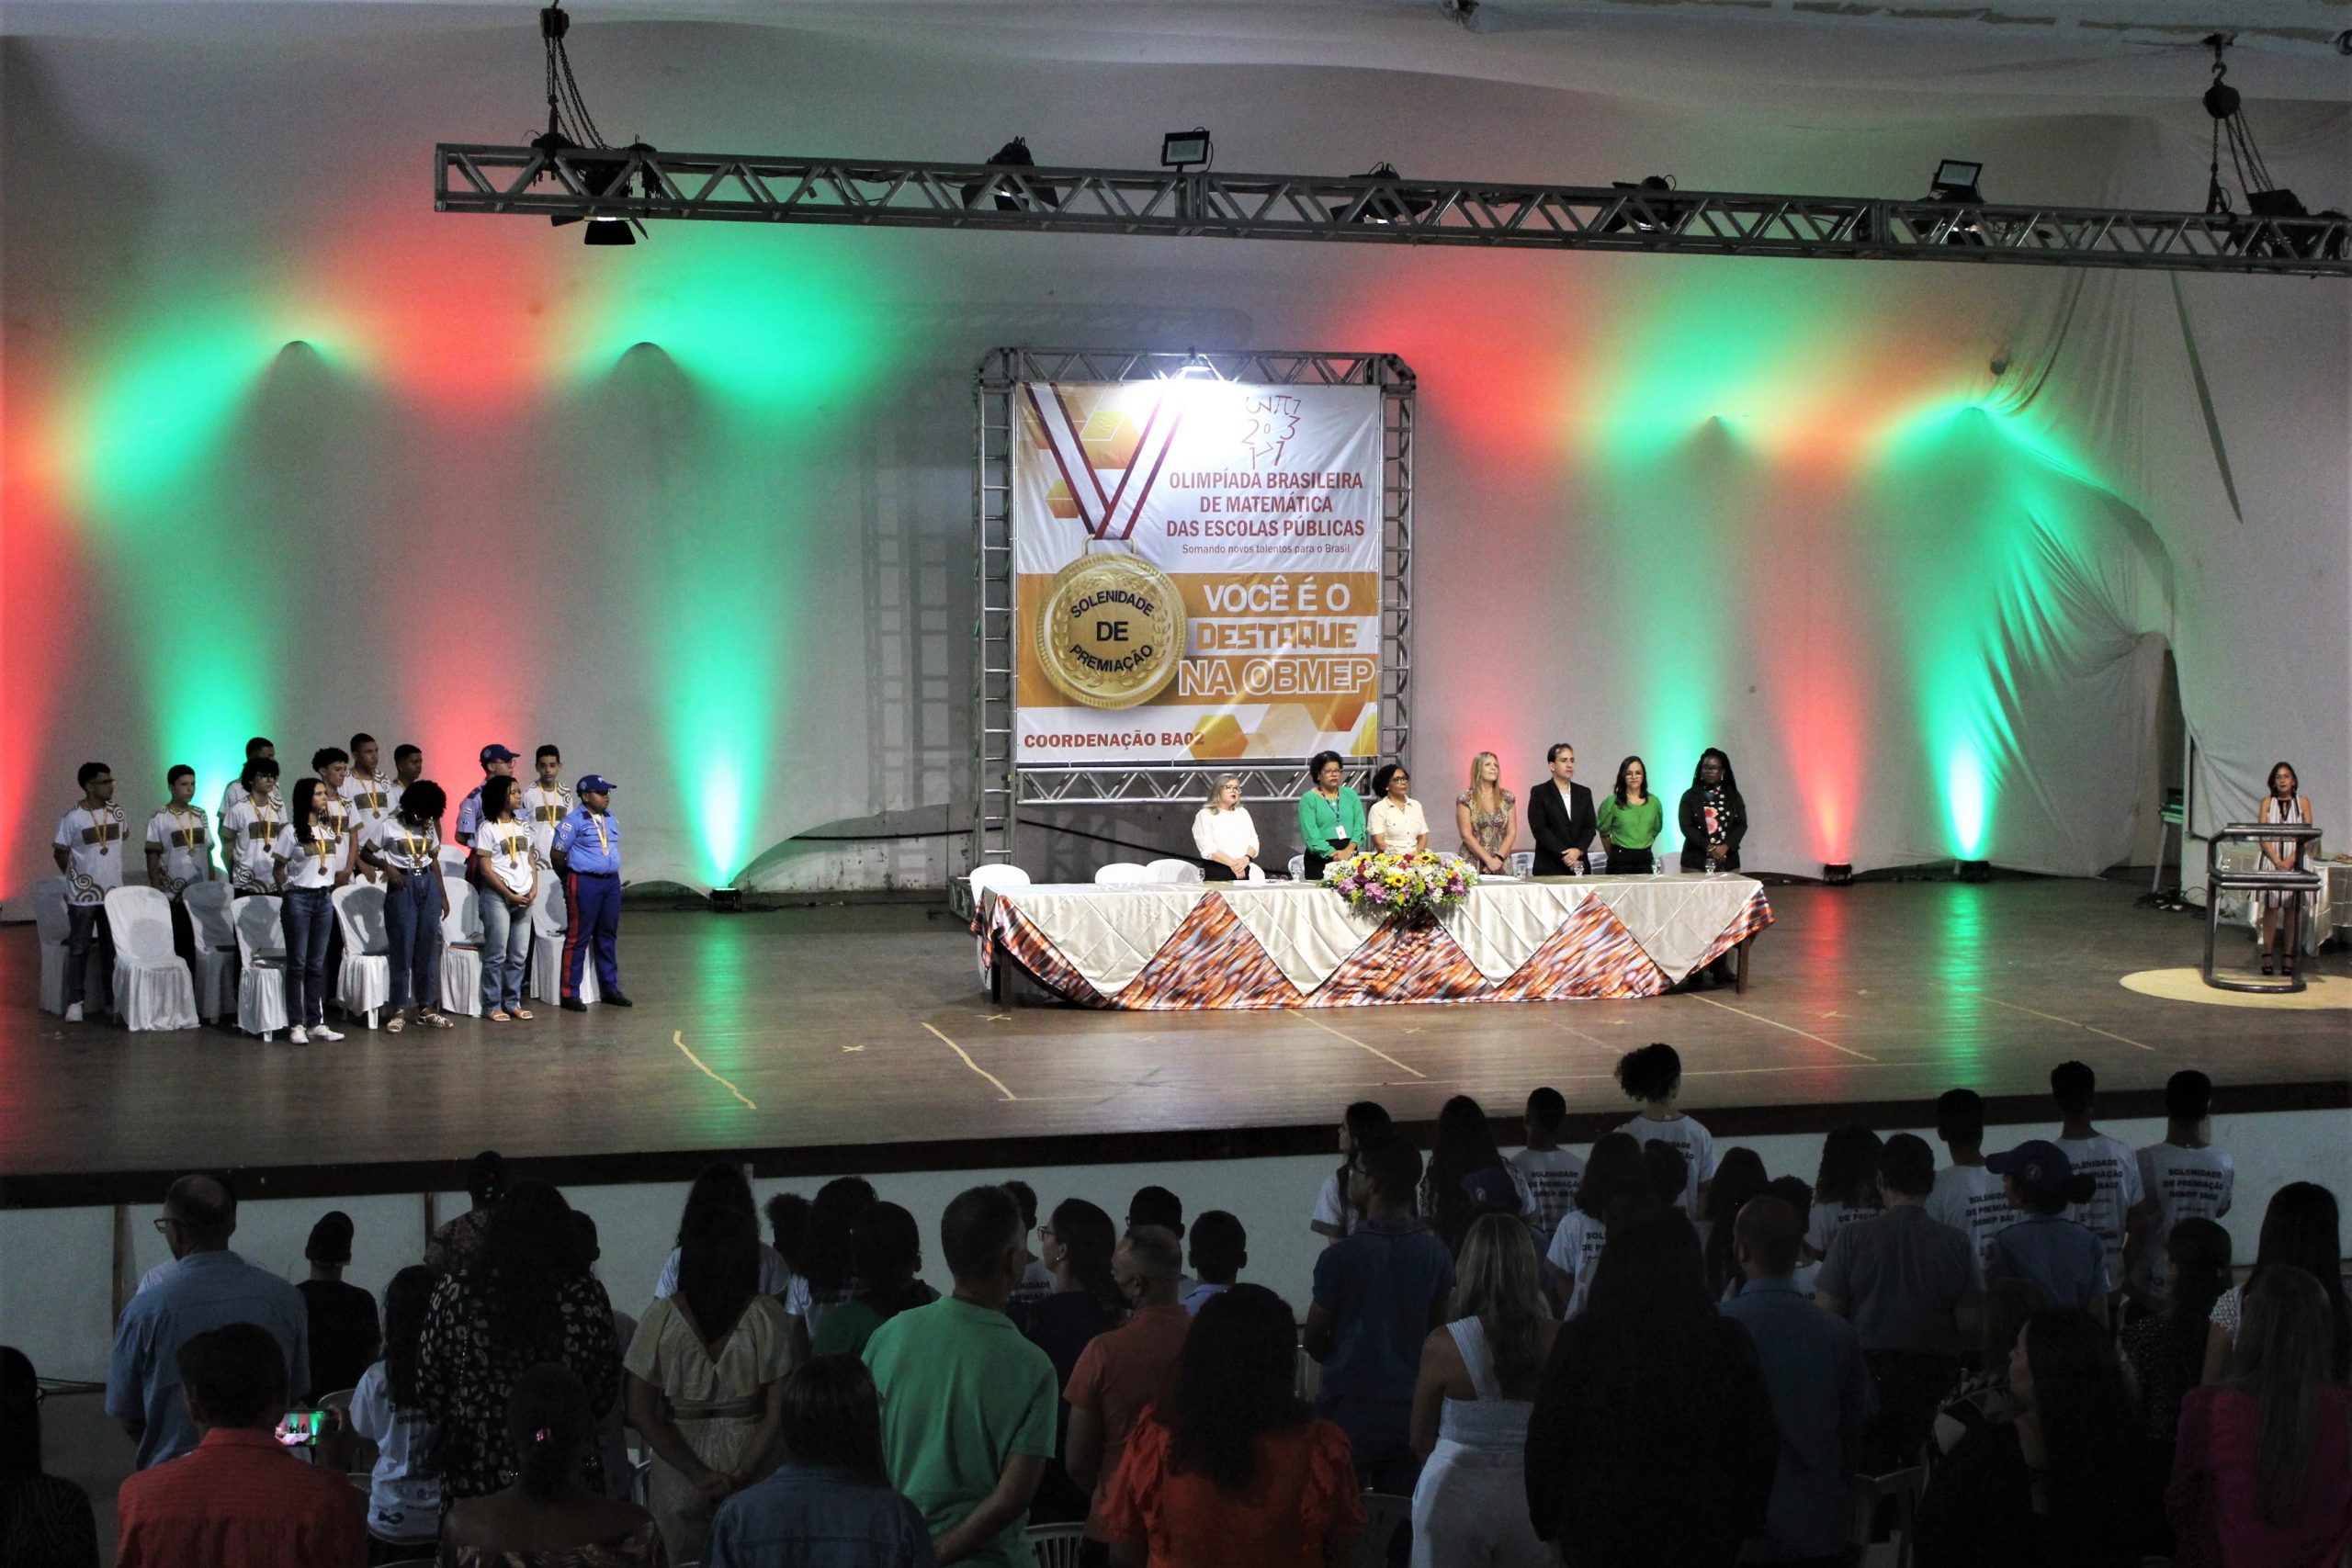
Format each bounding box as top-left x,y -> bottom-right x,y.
1340,164 -> 1436,226
1929,160 -> 1983,203
1161,128 -> 1212,171
710,886 -> 744,912
1958,860 -> 1993,883
1601,175 -> 1682,235
1822,863 -> 1854,886
962,137 -> 1061,213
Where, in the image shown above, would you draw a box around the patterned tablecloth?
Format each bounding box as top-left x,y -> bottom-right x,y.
981,874 -> 1773,1009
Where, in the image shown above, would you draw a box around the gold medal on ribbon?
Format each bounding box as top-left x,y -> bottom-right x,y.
1035,551 -> 1185,710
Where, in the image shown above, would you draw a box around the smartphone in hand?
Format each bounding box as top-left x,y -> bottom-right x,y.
274,1410 -> 326,1448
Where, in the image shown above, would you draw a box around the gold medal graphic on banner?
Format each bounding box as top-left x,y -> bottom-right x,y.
1035,550 -> 1185,709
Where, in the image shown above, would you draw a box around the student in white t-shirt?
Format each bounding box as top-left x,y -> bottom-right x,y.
360,782 -> 456,1033
343,1266 -> 443,1553
220,758 -> 285,896
2049,1060 -> 2145,1306
1613,1042 -> 1717,1215
1927,1088 -> 2018,1278
215,734 -> 275,865
2131,1069 -> 2233,1305
339,733 -> 398,876
271,777 -> 352,1043
1512,1086 -> 1586,1255
1803,1126 -> 1885,1262
144,764 -> 215,968
521,743 -> 574,870
472,775 -> 539,1021
51,761 -> 126,1022
1544,1131 -> 1646,1317
1312,1100 -> 1394,1244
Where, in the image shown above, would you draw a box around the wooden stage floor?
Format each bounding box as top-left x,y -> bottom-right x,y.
2,879 -> 2345,1203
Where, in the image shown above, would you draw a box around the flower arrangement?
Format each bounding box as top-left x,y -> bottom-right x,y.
1323,850 -> 1476,924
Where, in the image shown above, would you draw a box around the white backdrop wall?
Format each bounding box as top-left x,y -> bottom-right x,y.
1,15 -> 2345,898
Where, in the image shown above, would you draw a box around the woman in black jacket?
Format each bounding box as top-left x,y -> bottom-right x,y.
1678,748 -> 1748,987
1524,1206 -> 1779,1567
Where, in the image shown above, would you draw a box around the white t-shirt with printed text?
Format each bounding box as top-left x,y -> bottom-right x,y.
341,773 -> 398,838
221,795 -> 285,892
474,818 -> 537,897
2134,1142 -> 2235,1297
272,822 -> 351,889
368,816 -> 444,875
2056,1132 -> 2144,1293
1805,1198 -> 1882,1259
1618,1112 -> 1719,1215
1512,1146 -> 1587,1250
144,807 -> 214,893
53,805 -> 129,906
1928,1163 -> 2018,1279
1544,1209 -> 1611,1318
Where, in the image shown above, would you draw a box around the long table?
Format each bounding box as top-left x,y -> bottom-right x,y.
981,874 -> 1772,1009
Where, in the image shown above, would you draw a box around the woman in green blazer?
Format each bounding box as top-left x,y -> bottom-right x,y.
1296,750 -> 1368,880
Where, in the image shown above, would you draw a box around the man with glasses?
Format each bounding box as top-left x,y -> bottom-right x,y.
106,1175 -> 310,1471
51,761 -> 125,1022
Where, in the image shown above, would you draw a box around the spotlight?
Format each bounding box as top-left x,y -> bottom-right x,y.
1957,860 -> 1993,883
962,137 -> 1060,213
1929,160 -> 1983,203
710,886 -> 744,912
1160,128 -> 1212,171
1601,175 -> 1683,235
582,217 -> 634,246
1340,163 -> 1436,225
1822,863 -> 1854,886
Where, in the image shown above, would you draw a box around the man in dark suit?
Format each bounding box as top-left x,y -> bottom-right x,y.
1528,742 -> 1598,874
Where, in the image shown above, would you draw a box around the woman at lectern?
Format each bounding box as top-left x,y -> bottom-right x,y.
2257,760 -> 2314,976
1598,756 -> 1663,876
1366,764 -> 1430,856
1297,751 -> 1367,881
1193,775 -> 1261,882
1678,750 -> 1747,873
1456,750 -> 1518,874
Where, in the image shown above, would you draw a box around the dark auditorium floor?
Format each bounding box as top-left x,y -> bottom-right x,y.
2,879 -> 2346,1201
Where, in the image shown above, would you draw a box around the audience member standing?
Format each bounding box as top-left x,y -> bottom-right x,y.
142,763 -> 214,969
51,761 -> 124,1023
1005,1181 -> 1055,1309
1,1346 -> 99,1568
795,1178 -> 880,1337
1182,1211 -> 1247,1314
1700,1147 -> 1771,1303
1012,1197 -> 1125,1529
812,1201 -> 939,1360
440,1364 -> 664,1567
2170,1267 -> 2352,1567
1720,1197 -> 1873,1568
1914,1308 -> 2140,1568
705,1356 -> 937,1568
419,1180 -> 619,1503
1306,1134 -> 1457,1495
1101,1285 -> 1364,1567
1421,1094 -> 1535,1255
1816,1134 -> 1981,1468
2204,1180 -> 2351,1385
1930,1280 -> 2047,1463
1067,1227 -> 1194,1553
1613,1043 -> 1717,1215
1801,1126 -> 1883,1262
345,1265 -> 442,1558
552,774 -> 631,1009
113,1323 -> 365,1568
427,1150 -> 507,1277
297,1210 -> 379,1403
628,1165 -> 801,1563
1125,1188 -> 1194,1299
107,1175 -> 310,1471
2123,1218 -> 2231,1450
1524,1206 -> 1778,1567
2048,1061 -> 2144,1314
1544,1132 -> 1648,1318
1312,1101 -> 1392,1243
1928,1089 -> 2018,1279
2131,1070 -> 2233,1309
865,1185 -> 1059,1568
1983,1142 -> 2109,1325
1408,1214 -> 1558,1568
1510,1087 -> 1584,1258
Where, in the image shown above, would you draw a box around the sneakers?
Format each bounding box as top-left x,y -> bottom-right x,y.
64,1003 -> 84,1022
311,1023 -> 345,1042
560,997 -> 588,1012
288,1025 -> 310,1044
605,991 -> 634,1008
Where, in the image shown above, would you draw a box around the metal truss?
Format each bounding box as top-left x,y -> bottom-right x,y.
436,144 -> 2352,277
971,348 -> 1414,878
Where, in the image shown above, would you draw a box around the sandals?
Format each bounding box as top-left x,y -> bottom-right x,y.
419,1011 -> 455,1029
511,1008 -> 535,1021
386,1014 -> 405,1033
488,1010 -> 512,1022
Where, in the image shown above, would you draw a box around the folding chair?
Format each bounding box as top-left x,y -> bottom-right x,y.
233,895 -> 289,1040
184,881 -> 240,1021
104,886 -> 199,1031
330,883 -> 392,1029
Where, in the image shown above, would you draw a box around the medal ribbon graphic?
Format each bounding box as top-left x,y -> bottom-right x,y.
1024,384 -> 1186,541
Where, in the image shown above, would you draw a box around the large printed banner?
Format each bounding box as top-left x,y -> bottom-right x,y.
1013,380 -> 1384,763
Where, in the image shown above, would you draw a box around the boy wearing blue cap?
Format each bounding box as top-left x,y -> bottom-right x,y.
1983,1140 -> 2109,1326
552,775 -> 630,1011
454,745 -> 518,850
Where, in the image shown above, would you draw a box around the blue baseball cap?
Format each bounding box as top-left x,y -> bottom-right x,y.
1985,1138 -> 2073,1201
480,744 -> 519,766
576,773 -> 617,795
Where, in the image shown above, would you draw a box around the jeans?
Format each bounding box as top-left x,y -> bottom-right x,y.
280,886 -> 334,1027
479,886 -> 531,1012
64,903 -> 113,1009
382,871 -> 445,1014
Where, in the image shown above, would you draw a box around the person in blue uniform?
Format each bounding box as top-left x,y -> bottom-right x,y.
550,773 -> 631,1011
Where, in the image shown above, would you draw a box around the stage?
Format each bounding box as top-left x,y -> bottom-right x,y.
0,876 -> 2344,1207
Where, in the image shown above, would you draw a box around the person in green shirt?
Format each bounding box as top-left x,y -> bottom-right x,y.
1296,750 -> 1369,881
1597,755 -> 1665,876
810,1201 -> 937,1360
863,1186 -> 1057,1567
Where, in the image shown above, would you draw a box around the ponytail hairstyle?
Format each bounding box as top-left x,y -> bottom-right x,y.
504,1362 -> 591,1502
1049,1199 -> 1126,1323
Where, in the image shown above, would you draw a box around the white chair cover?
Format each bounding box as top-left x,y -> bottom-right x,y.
1144,858 -> 1204,884
437,846 -> 470,880
439,874 -> 483,1017
104,886 -> 198,1031
1092,863 -> 1151,886
967,863 -> 1034,983
32,876 -> 72,1014
330,883 -> 392,1028
233,894 -> 288,1039
183,881 -> 239,1020
526,876 -> 597,1004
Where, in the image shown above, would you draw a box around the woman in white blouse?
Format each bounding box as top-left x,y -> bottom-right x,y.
1367,763 -> 1430,855
1192,774 -> 1260,882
